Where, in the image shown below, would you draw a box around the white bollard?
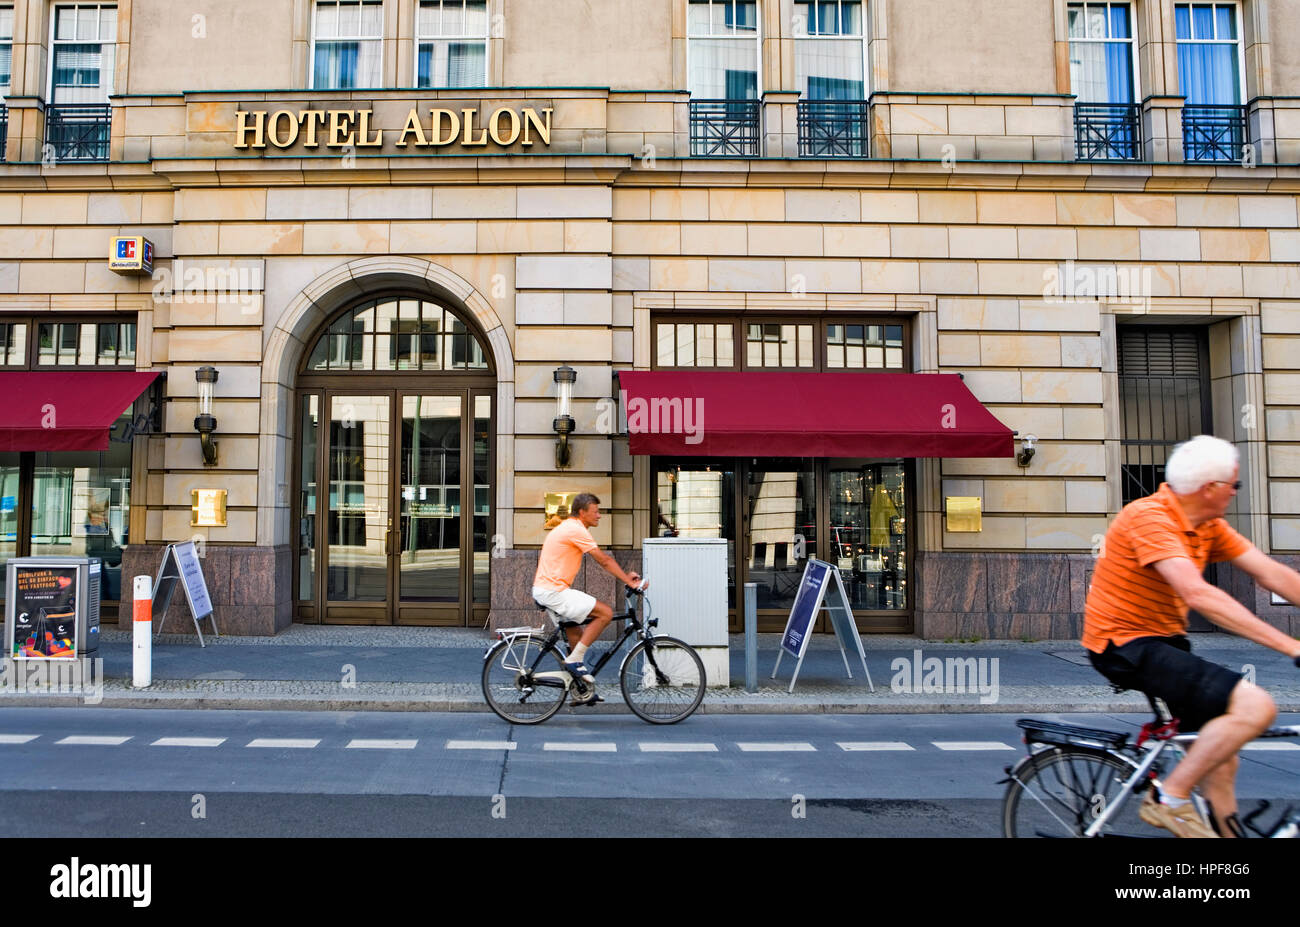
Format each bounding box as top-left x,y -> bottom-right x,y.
133,575 -> 152,688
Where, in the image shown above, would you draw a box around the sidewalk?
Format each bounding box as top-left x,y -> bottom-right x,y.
3,624 -> 1298,714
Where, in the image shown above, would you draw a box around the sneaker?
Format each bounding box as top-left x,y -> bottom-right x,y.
570,688 -> 604,706
563,660 -> 595,684
1139,789 -> 1219,838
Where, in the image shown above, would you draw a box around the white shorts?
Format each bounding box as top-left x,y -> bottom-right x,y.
531,585 -> 597,625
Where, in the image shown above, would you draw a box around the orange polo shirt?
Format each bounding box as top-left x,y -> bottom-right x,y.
1082,483 -> 1252,652
532,517 -> 599,591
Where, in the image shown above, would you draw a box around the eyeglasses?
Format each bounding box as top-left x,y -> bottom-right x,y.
1211,481 -> 1243,490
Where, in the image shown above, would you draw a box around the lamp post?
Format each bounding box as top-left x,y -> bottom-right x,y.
553,364 -> 576,468
195,366 -> 219,466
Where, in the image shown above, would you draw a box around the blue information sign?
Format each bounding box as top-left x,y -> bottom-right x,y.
781,559 -> 830,658
773,558 -> 874,694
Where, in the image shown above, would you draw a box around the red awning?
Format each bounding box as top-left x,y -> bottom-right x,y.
0,371 -> 160,452
619,371 -> 1014,458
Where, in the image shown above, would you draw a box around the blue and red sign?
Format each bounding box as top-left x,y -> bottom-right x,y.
109,236 -> 154,274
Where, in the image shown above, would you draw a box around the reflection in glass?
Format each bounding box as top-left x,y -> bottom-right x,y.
745,460 -> 816,610
654,463 -> 735,608
828,459 -> 906,610
327,395 -> 390,601
0,453 -> 17,601
298,395 -> 319,601
400,395 -> 462,601
473,395 -> 491,605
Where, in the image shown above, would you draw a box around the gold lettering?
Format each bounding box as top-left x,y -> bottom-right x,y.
267,110 -> 299,148
488,107 -> 521,147
355,109 -> 383,147
429,109 -> 460,146
234,110 -> 266,149
521,107 -> 552,147
299,110 -> 328,147
396,108 -> 427,147
460,108 -> 488,146
328,110 -> 356,147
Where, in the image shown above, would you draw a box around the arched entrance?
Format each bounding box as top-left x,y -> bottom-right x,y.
294,294 -> 496,626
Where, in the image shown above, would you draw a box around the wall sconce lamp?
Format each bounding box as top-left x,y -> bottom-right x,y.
195,366 -> 219,466
553,364 -> 576,469
1017,433 -> 1037,468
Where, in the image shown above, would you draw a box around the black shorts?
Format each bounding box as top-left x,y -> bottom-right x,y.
1089,635 -> 1243,732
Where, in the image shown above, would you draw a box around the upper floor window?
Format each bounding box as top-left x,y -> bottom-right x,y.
416,0 -> 488,88
0,318 -> 135,367
304,299 -> 489,373
654,316 -> 908,371
1068,2 -> 1135,103
794,0 -> 865,100
0,6 -> 14,97
1175,3 -> 1242,104
687,0 -> 759,99
49,4 -> 116,104
312,0 -> 383,90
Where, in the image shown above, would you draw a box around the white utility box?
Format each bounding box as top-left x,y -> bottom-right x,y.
640,537 -> 729,686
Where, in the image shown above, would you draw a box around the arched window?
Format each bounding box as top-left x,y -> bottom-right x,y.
303,297 -> 491,374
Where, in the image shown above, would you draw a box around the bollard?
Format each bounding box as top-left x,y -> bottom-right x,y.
744,582 -> 757,693
133,575 -> 152,688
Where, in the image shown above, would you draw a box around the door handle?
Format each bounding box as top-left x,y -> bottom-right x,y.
385,518 -> 396,556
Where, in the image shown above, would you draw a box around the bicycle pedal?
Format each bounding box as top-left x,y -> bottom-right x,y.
571,692 -> 605,706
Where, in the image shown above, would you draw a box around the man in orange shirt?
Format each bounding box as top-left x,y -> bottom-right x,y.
1084,435 -> 1300,837
532,493 -> 645,699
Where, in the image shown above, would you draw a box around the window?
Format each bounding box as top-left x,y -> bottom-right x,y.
312,0 -> 383,90
49,4 -> 116,103
36,321 -> 135,367
653,315 -> 908,371
416,0 -> 487,88
825,323 -> 903,369
656,322 -> 735,368
1068,3 -> 1135,103
0,5 -> 14,96
0,321 -> 25,364
1175,3 -> 1242,105
687,0 -> 760,99
794,1 -> 865,100
304,299 -> 489,372
747,323 -> 814,368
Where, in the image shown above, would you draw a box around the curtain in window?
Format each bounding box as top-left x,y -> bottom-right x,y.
797,39 -> 863,99
1175,5 -> 1239,104
52,44 -> 113,104
448,42 -> 485,86
315,41 -> 380,89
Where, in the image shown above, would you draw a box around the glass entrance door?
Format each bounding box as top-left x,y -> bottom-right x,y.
323,394 -> 391,623
396,393 -> 462,624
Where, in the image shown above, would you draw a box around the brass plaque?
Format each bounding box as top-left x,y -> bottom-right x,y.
191,489 -> 228,527
945,496 -> 982,533
543,491 -> 579,530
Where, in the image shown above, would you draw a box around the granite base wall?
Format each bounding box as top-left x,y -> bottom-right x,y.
118,545 -> 293,636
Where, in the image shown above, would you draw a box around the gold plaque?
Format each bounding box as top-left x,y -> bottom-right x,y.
191,489 -> 228,527
945,496 -> 982,533
543,491 -> 579,530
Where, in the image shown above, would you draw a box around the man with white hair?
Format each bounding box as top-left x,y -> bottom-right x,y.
1084,434 -> 1300,838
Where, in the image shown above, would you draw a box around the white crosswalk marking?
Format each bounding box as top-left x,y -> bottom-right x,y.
837,742 -> 915,751
736,742 -> 816,752
346,739 -> 418,750
1242,742 -> 1300,751
932,741 -> 1015,751
446,740 -> 516,751
543,742 -> 617,752
152,737 -> 226,747
56,736 -> 130,746
246,738 -> 320,749
0,734 -> 38,744
639,743 -> 719,752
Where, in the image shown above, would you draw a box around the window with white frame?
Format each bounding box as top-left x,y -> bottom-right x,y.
416,1 -> 487,88
312,0 -> 383,90
687,0 -> 760,99
794,1 -> 865,100
0,6 -> 14,98
1174,2 -> 1242,104
49,4 -> 116,104
1067,2 -> 1136,103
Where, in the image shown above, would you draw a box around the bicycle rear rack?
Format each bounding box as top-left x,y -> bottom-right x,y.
1016,719 -> 1129,751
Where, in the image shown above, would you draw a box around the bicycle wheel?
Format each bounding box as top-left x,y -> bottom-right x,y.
481,636 -> 569,725
1003,747 -> 1163,838
619,636 -> 706,724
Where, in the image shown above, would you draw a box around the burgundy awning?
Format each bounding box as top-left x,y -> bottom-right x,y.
618,371 -> 1014,458
0,371 -> 160,451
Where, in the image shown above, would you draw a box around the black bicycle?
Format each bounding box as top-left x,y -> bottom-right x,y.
481,584 -> 706,725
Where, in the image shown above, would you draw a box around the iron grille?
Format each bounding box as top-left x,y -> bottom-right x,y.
1118,328 -> 1210,506
797,101 -> 869,157
45,104 -> 112,162
1074,103 -> 1141,161
0,106 -> 7,162
1182,104 -> 1247,162
689,100 -> 760,158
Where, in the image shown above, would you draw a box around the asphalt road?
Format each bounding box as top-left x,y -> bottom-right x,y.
2,708 -> 1298,837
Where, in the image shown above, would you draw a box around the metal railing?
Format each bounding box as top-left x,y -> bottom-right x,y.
1182,104 -> 1247,162
1074,102 -> 1141,161
45,103 -> 112,162
797,100 -> 869,157
0,106 -> 7,161
689,99 -> 760,157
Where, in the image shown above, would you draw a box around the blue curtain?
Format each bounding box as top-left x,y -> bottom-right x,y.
808,76 -> 863,100
1104,42 -> 1133,103
314,42 -> 359,90
1176,4 -> 1239,104
416,45 -> 432,87
725,69 -> 757,100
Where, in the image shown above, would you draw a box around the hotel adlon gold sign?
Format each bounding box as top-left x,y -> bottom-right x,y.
234,105 -> 553,151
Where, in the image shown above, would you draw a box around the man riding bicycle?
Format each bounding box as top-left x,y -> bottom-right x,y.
532,492 -> 646,703
1084,435 -> 1300,838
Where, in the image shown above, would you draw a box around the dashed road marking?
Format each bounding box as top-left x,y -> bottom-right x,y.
0,734 -> 39,744
543,742 -> 617,752
346,739 -> 418,750
837,742 -> 915,751
56,736 -> 130,746
639,743 -> 719,752
152,737 -> 226,747
1242,742 -> 1300,751
247,738 -> 320,749
932,741 -> 1016,751
736,742 -> 816,752
447,740 -> 516,751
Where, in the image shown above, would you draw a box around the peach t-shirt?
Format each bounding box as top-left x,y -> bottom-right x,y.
1083,483 -> 1251,652
532,517 -> 599,591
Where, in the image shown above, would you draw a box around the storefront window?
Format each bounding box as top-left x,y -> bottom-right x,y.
655,463 -> 736,606
0,452 -> 17,600
828,459 -> 907,610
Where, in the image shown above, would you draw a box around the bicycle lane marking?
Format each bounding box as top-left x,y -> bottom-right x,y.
931,741 -> 1016,751
837,742 -> 914,751
639,743 -> 718,752
55,736 -> 132,746
543,743 -> 617,752
447,740 -> 517,750
0,734 -> 39,744
736,743 -> 816,752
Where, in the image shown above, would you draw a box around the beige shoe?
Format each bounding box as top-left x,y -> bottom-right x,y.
1139,789 -> 1219,838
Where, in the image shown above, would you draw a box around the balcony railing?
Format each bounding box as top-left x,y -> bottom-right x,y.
0,106 -> 7,162
798,100 -> 869,157
1074,103 -> 1141,161
45,103 -> 111,162
689,99 -> 760,158
1182,104 -> 1247,162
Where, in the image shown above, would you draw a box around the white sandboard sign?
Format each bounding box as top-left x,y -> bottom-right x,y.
152,540 -> 220,646
772,558 -> 873,694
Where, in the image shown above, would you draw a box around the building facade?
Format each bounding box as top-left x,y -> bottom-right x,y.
0,0 -> 1298,639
